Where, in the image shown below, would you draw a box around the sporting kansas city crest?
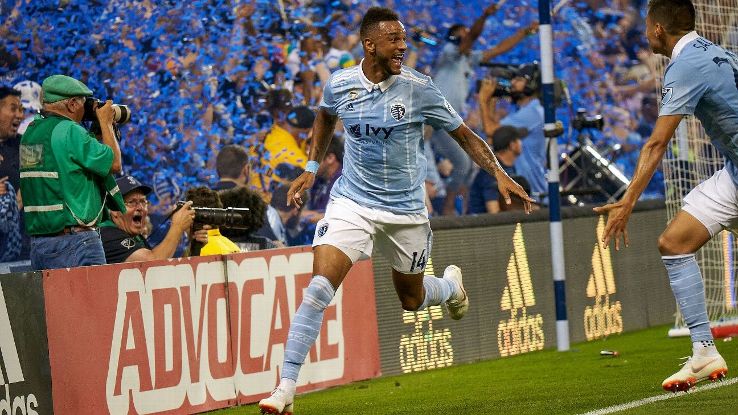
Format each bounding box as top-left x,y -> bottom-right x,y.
317,223 -> 329,237
390,103 -> 406,121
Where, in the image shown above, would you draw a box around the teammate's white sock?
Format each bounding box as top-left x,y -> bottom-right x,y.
419,276 -> 455,310
693,340 -> 719,357
277,378 -> 296,396
662,254 -> 713,343
281,275 -> 335,381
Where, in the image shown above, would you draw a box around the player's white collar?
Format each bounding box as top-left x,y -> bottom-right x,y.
671,31 -> 700,59
358,59 -> 397,92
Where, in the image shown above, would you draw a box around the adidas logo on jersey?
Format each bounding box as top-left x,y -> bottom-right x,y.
345,103 -> 354,111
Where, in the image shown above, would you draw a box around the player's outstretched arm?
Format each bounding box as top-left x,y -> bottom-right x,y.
288,109 -> 338,208
593,114 -> 683,250
448,124 -> 535,213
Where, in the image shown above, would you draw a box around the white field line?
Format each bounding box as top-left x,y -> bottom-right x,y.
578,377 -> 738,415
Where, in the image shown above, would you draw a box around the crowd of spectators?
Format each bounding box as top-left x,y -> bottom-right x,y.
0,0 -> 667,264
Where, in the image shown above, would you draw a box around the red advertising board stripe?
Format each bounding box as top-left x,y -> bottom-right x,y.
44,247 -> 380,415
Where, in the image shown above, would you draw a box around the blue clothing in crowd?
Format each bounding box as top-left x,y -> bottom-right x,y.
501,99 -> 547,199
0,183 -> 23,262
468,162 -> 517,214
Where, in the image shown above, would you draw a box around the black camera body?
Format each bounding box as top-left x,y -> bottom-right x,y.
477,62 -> 541,97
176,202 -> 251,230
572,108 -> 604,131
82,98 -> 132,124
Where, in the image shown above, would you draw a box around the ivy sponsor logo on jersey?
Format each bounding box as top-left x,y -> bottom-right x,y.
0,283 -> 41,415
346,124 -> 395,139
399,257 -> 453,373
497,224 -> 545,357
584,217 -> 623,341
105,254 -> 344,414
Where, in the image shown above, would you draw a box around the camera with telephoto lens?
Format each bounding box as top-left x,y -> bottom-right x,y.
176,201 -> 251,230
477,62 -> 540,97
572,108 -> 604,131
82,98 -> 132,124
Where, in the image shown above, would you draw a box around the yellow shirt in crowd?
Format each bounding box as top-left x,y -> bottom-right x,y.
249,125 -> 308,197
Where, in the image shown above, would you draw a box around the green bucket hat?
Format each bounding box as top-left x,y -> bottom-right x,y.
42,75 -> 93,103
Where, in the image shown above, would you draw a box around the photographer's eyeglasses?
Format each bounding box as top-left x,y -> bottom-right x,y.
124,199 -> 149,208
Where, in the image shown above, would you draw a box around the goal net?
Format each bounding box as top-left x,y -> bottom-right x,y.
656,0 -> 738,338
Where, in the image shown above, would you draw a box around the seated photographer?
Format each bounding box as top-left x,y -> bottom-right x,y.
100,175 -> 201,263
218,185 -> 278,251
468,126 -> 527,214
184,186 -> 242,256
479,67 -> 546,202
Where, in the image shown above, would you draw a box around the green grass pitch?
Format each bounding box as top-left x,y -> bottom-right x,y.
214,325 -> 738,414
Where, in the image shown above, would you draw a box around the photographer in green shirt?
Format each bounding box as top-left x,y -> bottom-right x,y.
20,75 -> 122,270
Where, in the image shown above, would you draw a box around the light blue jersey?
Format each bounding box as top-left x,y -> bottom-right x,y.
660,31 -> 738,185
320,63 -> 464,214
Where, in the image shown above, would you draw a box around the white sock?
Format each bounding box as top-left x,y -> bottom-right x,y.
693,340 -> 719,357
278,378 -> 296,395
419,276 -> 455,309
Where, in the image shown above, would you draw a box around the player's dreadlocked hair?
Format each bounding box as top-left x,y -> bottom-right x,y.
647,0 -> 696,35
359,7 -> 400,39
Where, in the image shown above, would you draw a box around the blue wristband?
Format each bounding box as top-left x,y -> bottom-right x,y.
306,160 -> 319,174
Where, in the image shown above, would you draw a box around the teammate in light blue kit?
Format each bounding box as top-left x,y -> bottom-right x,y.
259,7 -> 532,414
595,0 -> 736,392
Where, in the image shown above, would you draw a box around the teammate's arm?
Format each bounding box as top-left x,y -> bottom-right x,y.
593,114 -> 683,249
287,108 -> 338,207
448,124 -> 534,212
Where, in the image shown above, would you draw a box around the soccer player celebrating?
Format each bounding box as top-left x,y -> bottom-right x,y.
258,7 -> 532,414
595,0 -> 735,392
